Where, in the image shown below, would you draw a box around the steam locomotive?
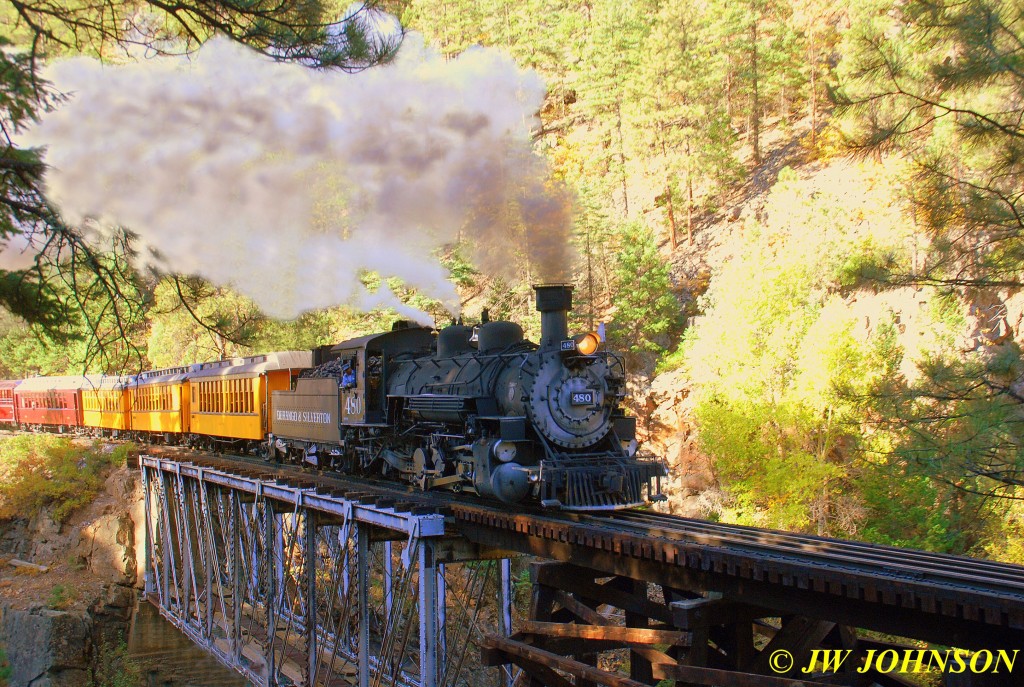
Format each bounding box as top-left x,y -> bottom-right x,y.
270,285 -> 666,511
0,285 -> 666,512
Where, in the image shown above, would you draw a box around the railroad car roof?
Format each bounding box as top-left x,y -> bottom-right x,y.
16,375 -> 105,392
0,380 -> 21,390
187,351 -> 314,379
131,365 -> 197,386
330,327 -> 435,354
83,376 -> 135,391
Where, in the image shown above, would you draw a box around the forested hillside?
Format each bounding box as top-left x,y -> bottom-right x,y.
2,0 -> 1023,559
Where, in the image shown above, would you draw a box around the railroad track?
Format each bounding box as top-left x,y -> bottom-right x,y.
141,448 -> 1024,649
148,446 -> 1024,598
585,509 -> 1024,598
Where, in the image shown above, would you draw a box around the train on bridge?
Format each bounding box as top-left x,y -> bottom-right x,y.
0,285 -> 666,512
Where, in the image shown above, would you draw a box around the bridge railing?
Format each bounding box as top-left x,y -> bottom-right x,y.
140,456 -> 515,687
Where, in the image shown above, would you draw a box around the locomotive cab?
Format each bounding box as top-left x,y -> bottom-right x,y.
335,349 -> 366,424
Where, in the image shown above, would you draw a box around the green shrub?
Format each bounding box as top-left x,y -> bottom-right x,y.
0,644 -> 11,686
47,583 -> 78,610
0,436 -> 126,523
89,639 -> 141,687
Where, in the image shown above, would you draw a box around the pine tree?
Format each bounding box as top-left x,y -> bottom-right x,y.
0,1 -> 396,361
633,0 -> 739,248
608,222 -> 681,353
836,0 -> 1024,489
791,0 -> 843,146
576,0 -> 651,216
709,0 -> 801,164
401,0 -> 487,57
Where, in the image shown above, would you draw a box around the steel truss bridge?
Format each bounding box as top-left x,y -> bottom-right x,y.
141,454 -> 1024,687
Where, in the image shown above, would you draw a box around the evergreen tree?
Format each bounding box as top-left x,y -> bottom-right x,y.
481,0 -> 583,125
0,1 -> 397,361
836,0 -> 1024,489
607,222 -> 681,353
571,179 -> 618,329
576,0 -> 651,216
709,0 -> 801,164
147,278 -> 267,367
791,0 -> 843,146
838,0 -> 1024,289
401,0 -> 487,57
634,0 -> 739,247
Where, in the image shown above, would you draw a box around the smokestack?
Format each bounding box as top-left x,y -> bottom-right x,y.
534,284 -> 573,349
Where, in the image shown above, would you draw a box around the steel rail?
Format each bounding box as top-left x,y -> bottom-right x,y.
592,510 -> 1024,595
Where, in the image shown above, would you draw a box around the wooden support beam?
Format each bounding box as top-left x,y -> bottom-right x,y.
533,563 -> 674,623
483,635 -> 842,687
513,657 -> 577,687
612,578 -> 654,685
481,635 -> 651,687
712,622 -> 756,670
518,621 -> 687,660
519,620 -> 686,650
747,617 -> 836,676
549,590 -> 679,670
552,589 -> 606,626
671,596 -> 775,630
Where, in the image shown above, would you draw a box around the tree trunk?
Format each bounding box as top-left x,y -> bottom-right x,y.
687,175 -> 695,246
665,182 -> 678,249
750,16 -> 761,165
586,224 -> 595,329
660,135 -> 678,249
726,55 -> 734,121
616,99 -> 629,216
809,42 -> 818,148
685,139 -> 694,246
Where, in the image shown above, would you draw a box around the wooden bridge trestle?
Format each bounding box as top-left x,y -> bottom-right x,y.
142,455 -> 1024,687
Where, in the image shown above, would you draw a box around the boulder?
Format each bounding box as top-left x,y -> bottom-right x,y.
0,604 -> 92,687
74,512 -> 136,587
89,584 -> 136,649
27,511 -> 63,563
628,368 -> 716,517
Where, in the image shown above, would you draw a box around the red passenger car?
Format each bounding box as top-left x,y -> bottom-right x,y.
13,376 -> 95,431
0,380 -> 19,426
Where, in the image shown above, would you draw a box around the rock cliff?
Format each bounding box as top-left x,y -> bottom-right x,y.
0,466 -> 144,687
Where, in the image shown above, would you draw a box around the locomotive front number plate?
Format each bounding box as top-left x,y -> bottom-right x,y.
561,340 -> 577,352
571,391 -> 595,406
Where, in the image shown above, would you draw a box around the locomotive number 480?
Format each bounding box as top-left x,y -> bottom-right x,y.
571,391 -> 595,406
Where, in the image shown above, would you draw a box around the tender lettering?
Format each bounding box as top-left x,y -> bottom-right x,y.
276,410 -> 333,424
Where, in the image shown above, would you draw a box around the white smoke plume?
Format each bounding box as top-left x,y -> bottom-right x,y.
23,35 -> 574,322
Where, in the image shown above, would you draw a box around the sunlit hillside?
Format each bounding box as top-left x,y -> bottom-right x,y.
647,154 -> 1024,560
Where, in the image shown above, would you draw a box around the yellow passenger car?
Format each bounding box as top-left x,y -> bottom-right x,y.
81,376 -> 133,434
129,366 -> 192,440
188,351 -> 313,449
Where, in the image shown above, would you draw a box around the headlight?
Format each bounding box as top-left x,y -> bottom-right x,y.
575,332 -> 601,356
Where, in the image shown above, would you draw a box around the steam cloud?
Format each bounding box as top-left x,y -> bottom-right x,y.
22,36 -> 574,322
